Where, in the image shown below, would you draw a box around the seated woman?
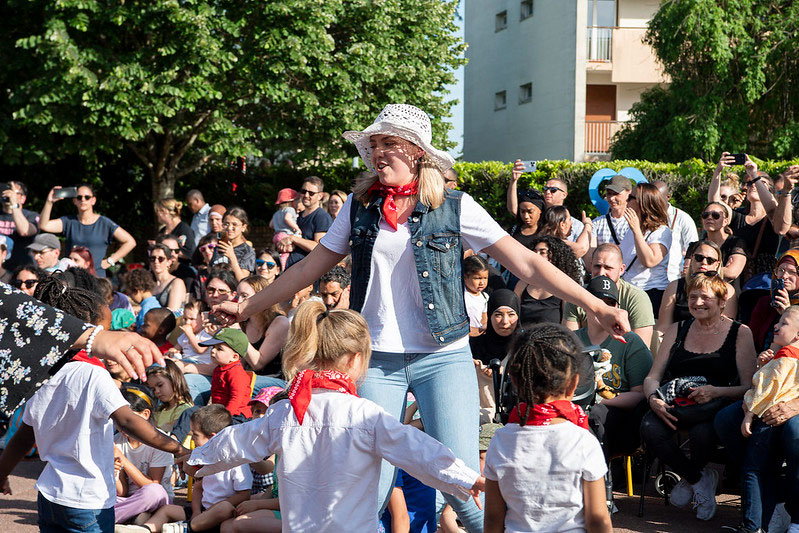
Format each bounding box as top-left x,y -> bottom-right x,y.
237,275 -> 290,379
657,240 -> 738,339
749,250 -> 799,352
254,249 -> 282,286
513,235 -> 581,330
699,202 -> 747,283
642,273 -> 756,521
149,243 -> 187,313
189,233 -> 219,303
537,205 -> 591,259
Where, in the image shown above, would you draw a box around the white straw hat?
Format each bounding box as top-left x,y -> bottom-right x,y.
343,104 -> 455,173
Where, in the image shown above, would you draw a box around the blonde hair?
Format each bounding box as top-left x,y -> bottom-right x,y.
240,275 -> 284,325
282,301 -> 371,381
156,198 -> 183,217
352,152 -> 446,209
686,272 -> 728,301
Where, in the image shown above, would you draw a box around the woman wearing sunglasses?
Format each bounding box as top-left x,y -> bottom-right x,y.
255,249 -> 282,285
149,243 -> 187,312
657,240 -> 737,339
700,201 -> 747,282
11,265 -> 47,297
0,236 -> 11,284
39,184 -> 136,277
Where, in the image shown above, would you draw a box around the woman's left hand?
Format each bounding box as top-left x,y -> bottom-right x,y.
100,259 -> 111,270
89,330 -> 164,381
217,241 -> 237,262
623,208 -> 640,232
687,385 -> 718,404
593,304 -> 631,342
761,400 -> 799,427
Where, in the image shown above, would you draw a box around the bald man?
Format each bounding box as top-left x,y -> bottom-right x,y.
652,180 -> 698,282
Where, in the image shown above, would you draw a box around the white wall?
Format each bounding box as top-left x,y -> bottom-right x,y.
617,0 -> 659,28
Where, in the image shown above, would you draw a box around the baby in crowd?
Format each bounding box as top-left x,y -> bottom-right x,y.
464,254 -> 490,336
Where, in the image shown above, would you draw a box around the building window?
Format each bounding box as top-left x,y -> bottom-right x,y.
495,11 -> 508,32
494,91 -> 507,111
520,0 -> 533,20
519,83 -> 533,104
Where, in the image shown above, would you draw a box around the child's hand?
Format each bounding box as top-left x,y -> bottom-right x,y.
470,476 -> 485,510
741,412 -> 754,438
113,444 -> 124,460
179,323 -> 194,336
1,477 -> 11,495
235,500 -> 264,516
757,349 -> 775,367
114,457 -> 124,477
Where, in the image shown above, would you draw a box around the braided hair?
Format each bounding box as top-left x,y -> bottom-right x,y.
34,275 -> 107,324
506,323 -> 582,425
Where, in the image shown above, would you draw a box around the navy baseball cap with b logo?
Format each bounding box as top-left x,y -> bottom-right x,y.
587,275 -> 619,304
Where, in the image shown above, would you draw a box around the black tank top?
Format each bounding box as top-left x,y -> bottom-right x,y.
665,318 -> 741,387
672,278 -> 692,323
519,288 -> 562,328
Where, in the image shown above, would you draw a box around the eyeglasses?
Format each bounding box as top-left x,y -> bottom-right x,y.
200,244 -> 216,252
776,266 -> 799,277
33,248 -> 55,256
13,279 -> 37,289
75,195 -> 93,201
256,259 -> 277,268
299,189 -> 319,196
701,211 -> 723,220
149,255 -> 168,263
206,287 -> 231,295
543,186 -> 564,194
692,253 -> 719,265
168,248 -> 180,255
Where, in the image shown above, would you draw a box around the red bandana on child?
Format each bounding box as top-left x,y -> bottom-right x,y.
775,345 -> 799,361
71,349 -> 106,369
367,181 -> 419,230
287,369 -> 359,424
507,400 -> 589,430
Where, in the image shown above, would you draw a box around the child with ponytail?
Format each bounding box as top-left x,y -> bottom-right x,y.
146,361 -> 194,435
184,301 -> 484,532
483,323 -> 612,533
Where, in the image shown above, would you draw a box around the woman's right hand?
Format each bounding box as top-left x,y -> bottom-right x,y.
47,186 -> 63,203
511,159 -> 524,182
649,396 -> 678,430
716,152 -> 734,173
211,301 -> 243,326
773,288 -> 791,315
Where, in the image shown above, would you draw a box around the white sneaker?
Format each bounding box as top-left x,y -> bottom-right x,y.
162,522 -> 186,533
669,477 -> 693,508
114,526 -> 149,533
691,467 -> 719,521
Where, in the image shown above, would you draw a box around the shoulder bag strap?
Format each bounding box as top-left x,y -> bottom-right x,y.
660,318 -> 694,386
751,217 -> 767,261
606,213 -> 620,245
623,231 -> 651,272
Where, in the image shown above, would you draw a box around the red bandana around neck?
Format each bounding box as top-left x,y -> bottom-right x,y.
507,400 -> 589,430
287,369 -> 359,424
368,181 -> 419,230
775,345 -> 799,361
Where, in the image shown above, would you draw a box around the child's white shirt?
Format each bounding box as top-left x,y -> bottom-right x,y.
200,463 -> 252,509
23,361 -> 128,510
114,430 -> 175,501
188,390 -> 479,532
483,422 -> 607,533
177,328 -> 213,364
464,290 -> 488,329
271,207 -> 301,236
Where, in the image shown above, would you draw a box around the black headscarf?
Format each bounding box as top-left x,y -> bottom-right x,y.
518,188 -> 545,212
469,289 -> 521,365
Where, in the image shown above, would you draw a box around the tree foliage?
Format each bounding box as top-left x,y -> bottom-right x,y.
0,0 -> 465,201
611,0 -> 799,162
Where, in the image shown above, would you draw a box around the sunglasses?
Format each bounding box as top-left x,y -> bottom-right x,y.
691,271 -> 723,280
200,243 -> 217,252
149,255 -> 168,263
206,287 -> 231,295
692,253 -> 719,265
75,195 -> 93,201
299,189 -> 318,196
701,211 -> 723,220
256,259 -> 277,268
543,186 -> 564,194
13,279 -> 37,288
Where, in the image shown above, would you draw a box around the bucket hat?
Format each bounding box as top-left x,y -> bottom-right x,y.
343,104 -> 455,173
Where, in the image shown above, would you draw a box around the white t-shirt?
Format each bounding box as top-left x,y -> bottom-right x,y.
24,361 -> 128,510
320,193 -> 507,353
619,225 -> 673,291
464,290 -> 488,328
483,422 -> 607,533
114,431 -> 175,501
178,329 -> 213,364
201,463 -> 252,509
666,205 -> 699,282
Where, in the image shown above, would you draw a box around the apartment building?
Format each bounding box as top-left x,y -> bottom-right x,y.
463,0 -> 668,162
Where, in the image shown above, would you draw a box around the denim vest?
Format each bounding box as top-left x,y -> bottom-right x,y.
348,189 -> 469,345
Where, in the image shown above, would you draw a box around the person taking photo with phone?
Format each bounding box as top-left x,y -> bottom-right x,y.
0,181 -> 39,269
748,250 -> 799,352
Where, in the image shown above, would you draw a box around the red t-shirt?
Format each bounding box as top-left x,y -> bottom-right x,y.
211,360 -> 252,417
158,341 -> 175,355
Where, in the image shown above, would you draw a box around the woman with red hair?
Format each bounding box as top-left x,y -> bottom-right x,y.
69,246 -> 96,276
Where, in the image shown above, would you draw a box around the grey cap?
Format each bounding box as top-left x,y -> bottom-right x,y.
27,233 -> 61,252
605,175 -> 633,194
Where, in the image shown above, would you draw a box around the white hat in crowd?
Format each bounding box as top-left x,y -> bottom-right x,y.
343,104 -> 455,173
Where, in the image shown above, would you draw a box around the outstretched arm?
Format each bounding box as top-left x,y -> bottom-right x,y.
112,405 -> 187,457
506,160 -> 524,217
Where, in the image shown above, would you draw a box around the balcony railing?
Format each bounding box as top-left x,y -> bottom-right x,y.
585,120 -> 627,154
587,26 -> 613,62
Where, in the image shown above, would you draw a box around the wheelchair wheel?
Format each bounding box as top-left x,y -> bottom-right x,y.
655,470 -> 680,497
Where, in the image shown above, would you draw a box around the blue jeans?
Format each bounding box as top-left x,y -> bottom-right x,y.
37,493 -> 115,533
184,374 -> 285,406
358,346 -> 483,533
715,401 -> 799,528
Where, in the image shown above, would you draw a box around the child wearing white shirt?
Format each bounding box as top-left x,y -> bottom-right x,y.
483,323 -> 611,533
184,301 -> 484,533
463,255 -> 490,336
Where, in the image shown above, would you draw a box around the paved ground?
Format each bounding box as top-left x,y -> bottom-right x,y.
1,459 -> 745,532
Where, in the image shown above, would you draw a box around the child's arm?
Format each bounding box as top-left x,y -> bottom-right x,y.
187,413 -> 275,477
741,408 -> 755,437
116,445 -> 164,490
111,405 -> 188,457
285,213 -> 301,235
0,422 -> 35,495
250,456 -> 275,475
181,327 -> 209,354
190,490 -> 248,532
480,311 -> 487,332
114,446 -> 129,496
191,478 -> 204,518
583,478 -> 612,533
757,349 -> 775,368
386,487 -> 410,533
483,479 -> 506,533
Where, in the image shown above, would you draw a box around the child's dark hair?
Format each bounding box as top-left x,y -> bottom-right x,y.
122,386 -> 154,415
144,307 -> 177,335
96,277 -> 114,305
463,255 -> 490,277
183,299 -> 205,314
34,275 -> 107,324
191,404 -> 233,436
125,268 -> 156,292
506,323 -> 583,425
54,267 -> 101,296
146,360 -> 193,409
